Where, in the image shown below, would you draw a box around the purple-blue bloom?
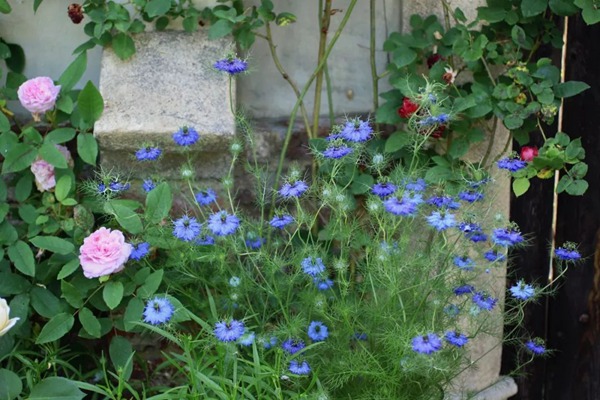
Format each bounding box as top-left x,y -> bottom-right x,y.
497,157 -> 527,172
525,339 -> 546,355
484,250 -> 506,262
384,197 -> 417,216
459,190 -> 484,203
323,144 -> 353,159
454,285 -> 475,296
245,237 -> 264,250
555,246 -> 581,261
340,119 -> 373,142
173,215 -> 202,242
237,332 -> 255,346
173,126 -> 200,146
412,333 -> 442,354
108,180 -> 130,192
289,360 -> 311,375
372,182 -> 397,198
282,338 -> 305,355
261,336 -> 278,349
207,211 -> 240,236
492,228 -> 524,247
214,57 -> 248,75
135,146 -> 161,161
427,195 -> 460,209
130,242 -> 150,260
307,321 -> 329,341
142,179 -> 156,193
143,297 -> 174,325
403,192 -> 424,206
195,188 -> 217,206
509,281 -> 535,300
404,178 -> 427,192
445,331 -> 468,347
194,235 -> 215,246
214,320 -> 245,342
453,256 -> 475,271
433,113 -> 450,124
472,291 -> 498,311
301,257 -> 326,276
426,211 -> 456,231
314,277 -> 334,290
270,214 -> 294,229
279,180 -> 309,198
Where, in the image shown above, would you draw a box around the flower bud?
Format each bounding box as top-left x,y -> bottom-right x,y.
0,298 -> 19,337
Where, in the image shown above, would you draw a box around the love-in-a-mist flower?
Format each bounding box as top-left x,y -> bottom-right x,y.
412,333 -> 442,355
520,146 -> 539,162
282,338 -> 305,355
214,56 -> 248,75
237,331 -> 255,346
459,191 -> 484,203
172,126 -> 199,146
426,211 -> 456,231
79,228 -> 132,279
525,339 -> 546,355
195,188 -> 217,206
484,249 -> 506,262
492,227 -> 524,247
509,280 -> 535,300
17,76 -> 61,118
398,97 -> 419,118
445,331 -> 468,347
313,277 -> 334,290
384,197 -> 417,216
308,321 -> 329,341
279,180 -> 309,198
472,291 -> 498,311
172,215 -> 202,242
372,182 -> 397,198
130,242 -> 150,261
459,222 -> 487,242
427,195 -> 460,209
340,119 -> 373,142
301,257 -> 326,276
0,298 -> 19,337
142,179 -> 156,193
143,297 -> 174,325
261,336 -> 278,349
245,237 -> 264,250
454,285 -> 475,296
323,144 -> 353,159
269,214 -> 294,229
207,211 -> 240,236
214,319 -> 245,342
289,360 -> 311,375
555,243 -> 582,261
404,178 -> 427,192
453,256 -> 475,271
194,235 -> 215,246
135,146 -> 161,161
497,156 -> 527,172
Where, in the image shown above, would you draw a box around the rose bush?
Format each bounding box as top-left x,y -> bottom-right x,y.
30,144 -> 73,192
17,76 -> 61,119
78,227 -> 132,279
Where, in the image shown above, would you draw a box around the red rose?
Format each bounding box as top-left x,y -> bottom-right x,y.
431,125 -> 446,139
398,97 -> 419,118
427,53 -> 444,68
520,146 -> 539,162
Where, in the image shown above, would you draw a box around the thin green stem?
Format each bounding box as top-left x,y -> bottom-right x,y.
311,0 -> 333,138
370,0 -> 379,131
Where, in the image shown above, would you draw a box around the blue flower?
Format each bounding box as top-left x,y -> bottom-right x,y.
195,188 -> 217,206
555,245 -> 581,261
509,280 -> 535,300
237,331 -> 255,346
143,297 -> 174,325
307,321 -> 329,341
404,178 -> 427,192
412,333 -> 442,355
269,214 -> 294,229
353,332 -> 368,341
497,157 -> 527,172
142,179 -> 156,193
472,291 -> 498,311
453,256 -> 475,271
172,126 -> 200,146
261,336 -> 278,349
229,276 -> 241,287
418,116 -> 437,126
172,215 -> 202,242
427,195 -> 460,209
445,331 -> 468,347
282,338 -> 305,355
108,180 -> 130,192
214,57 -> 248,75
459,190 -> 484,203
207,211 -> 240,236
130,242 -> 150,261
371,182 -> 397,198
459,222 -> 488,243
454,285 -> 475,296
383,197 -> 417,216
313,277 -> 334,290
245,237 -> 265,249
135,146 -> 161,161
214,320 -> 245,342
289,360 -> 311,375
426,211 -> 456,231
492,228 -> 524,247
323,145 -> 353,159
301,257 -> 326,276
340,119 -> 373,142
194,235 -> 215,246
484,250 -> 506,262
525,339 -> 546,355
403,192 -> 424,206
279,180 -> 309,198
433,113 -> 450,124
444,304 -> 460,316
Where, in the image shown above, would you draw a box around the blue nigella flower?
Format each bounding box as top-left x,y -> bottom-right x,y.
172,215 -> 202,242
353,332 -> 368,341
472,291 -> 498,311
279,180 -> 309,198
426,211 -> 456,231
130,242 -> 150,261
418,116 -> 437,126
98,183 -> 106,193
555,245 -> 581,261
229,276 -> 241,287
207,211 -> 240,236
454,285 -> 475,296
484,250 -> 506,262
458,222 -> 488,243
108,180 -> 130,192
525,339 -> 546,355
261,336 -> 278,349
509,280 -> 535,300
214,320 -> 245,342
492,228 -> 524,247
237,331 -> 255,346
497,157 -> 527,172
384,197 -> 417,216
194,235 -> 215,246
135,146 -> 161,161
172,126 -> 200,146
301,257 -> 326,276
453,256 -> 475,271
444,304 -> 460,316
289,360 -> 311,375
195,188 -> 217,206
313,277 -> 334,290
245,237 -> 265,250
142,179 -> 156,193
433,113 -> 450,124
403,192 -> 424,206
269,214 -> 294,229
459,190 -> 484,203
404,178 -> 427,192
143,297 -> 174,325
445,331 -> 468,347
307,321 -> 329,341
323,144 -> 353,159
214,57 -> 248,75
427,195 -> 460,209
282,338 -> 305,355
412,333 -> 442,355
340,119 -> 373,142
372,182 -> 397,198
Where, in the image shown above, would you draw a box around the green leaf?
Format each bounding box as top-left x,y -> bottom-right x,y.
36,313 -> 74,344
39,142 -> 68,168
58,258 -> 80,280
137,269 -> 164,298
55,175 -> 72,202
56,95 -> 74,114
79,307 -> 101,338
511,25 -> 531,49
0,272 -> 30,296
0,0 -> 11,13
392,47 -> 417,68
145,0 -> 171,17
350,174 -> 374,195
521,0 -> 548,17
503,115 -> 524,130
31,287 -> 62,319
6,43 -> 25,74
77,133 -> 98,165
566,179 -> 589,195
425,166 -> 457,183
103,281 -> 124,310
61,280 -> 84,308
477,7 -> 507,23
549,0 -> 579,15
29,377 -> 85,400
14,173 -> 32,203
512,177 -> 530,197
8,241 -> 35,277
0,368 -> 22,400
183,16 -> 198,32
384,131 -> 411,153
570,162 -> 588,179
123,297 -> 144,331
0,113 -> 10,134
105,201 -> 143,234
58,52 -> 88,92
576,0 -> 600,24
145,183 -> 172,224
77,81 -> 104,124
45,128 -> 77,144
33,0 -> 44,13
112,33 -> 136,60
208,19 -> 233,39
30,236 -> 75,255
1,143 -> 37,174
448,137 -> 470,158
109,336 -> 134,380
554,81 -> 590,98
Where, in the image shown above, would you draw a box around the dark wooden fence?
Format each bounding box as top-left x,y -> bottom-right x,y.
501,13 -> 600,400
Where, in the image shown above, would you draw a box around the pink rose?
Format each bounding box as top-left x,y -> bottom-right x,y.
520,146 -> 539,162
17,77 -> 61,118
79,227 -> 132,279
30,145 -> 73,192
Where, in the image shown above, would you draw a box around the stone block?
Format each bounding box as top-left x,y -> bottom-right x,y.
94,29 -> 236,178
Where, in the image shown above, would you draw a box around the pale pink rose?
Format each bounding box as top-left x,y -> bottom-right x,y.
17,77 -> 61,117
79,227 -> 132,279
30,145 -> 73,192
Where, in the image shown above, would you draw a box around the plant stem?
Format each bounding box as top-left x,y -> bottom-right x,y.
370,0 -> 379,132
311,0 -> 333,138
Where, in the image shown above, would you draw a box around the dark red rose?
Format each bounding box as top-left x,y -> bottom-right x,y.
427,53 -> 444,68
520,146 -> 539,162
398,97 -> 419,118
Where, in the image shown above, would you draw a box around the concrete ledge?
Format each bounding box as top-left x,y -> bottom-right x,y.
446,376 -> 518,400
